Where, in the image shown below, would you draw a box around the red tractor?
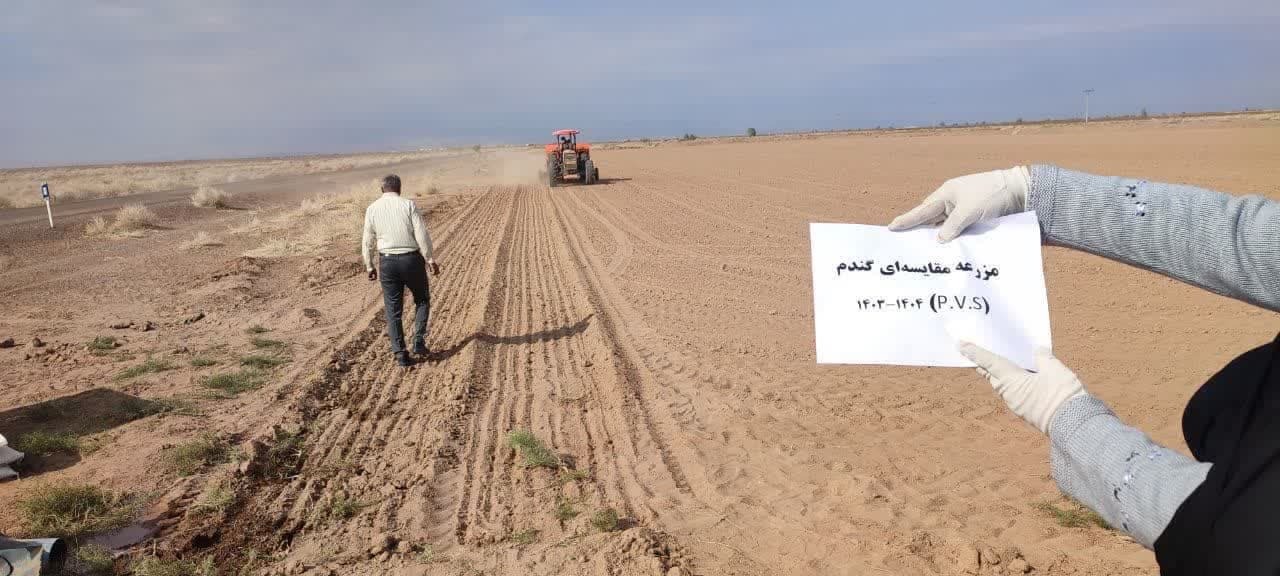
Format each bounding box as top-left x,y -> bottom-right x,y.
545,129 -> 599,187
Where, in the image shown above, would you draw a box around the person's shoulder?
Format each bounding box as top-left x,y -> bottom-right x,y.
398,195 -> 421,211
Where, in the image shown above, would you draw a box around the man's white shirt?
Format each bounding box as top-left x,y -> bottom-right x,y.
362,193 -> 434,272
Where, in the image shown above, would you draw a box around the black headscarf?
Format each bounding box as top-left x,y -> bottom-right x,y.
1154,333 -> 1280,574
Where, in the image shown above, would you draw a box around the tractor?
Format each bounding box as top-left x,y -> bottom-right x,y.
544,129 -> 599,187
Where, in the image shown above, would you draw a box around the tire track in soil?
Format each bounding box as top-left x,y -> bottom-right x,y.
452,185 -> 525,544
546,190 -> 704,504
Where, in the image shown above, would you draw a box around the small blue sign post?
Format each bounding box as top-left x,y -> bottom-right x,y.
41,183 -> 53,228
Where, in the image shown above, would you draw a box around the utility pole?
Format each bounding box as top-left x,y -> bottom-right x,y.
1083,89 -> 1095,123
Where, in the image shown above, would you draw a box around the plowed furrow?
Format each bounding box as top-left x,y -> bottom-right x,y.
449,187 -> 523,544
250,187 -> 520,556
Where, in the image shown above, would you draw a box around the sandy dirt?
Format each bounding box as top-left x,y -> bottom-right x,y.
1,115 -> 1278,575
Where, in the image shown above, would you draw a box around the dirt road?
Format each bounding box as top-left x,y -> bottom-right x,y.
1,116 -> 1277,575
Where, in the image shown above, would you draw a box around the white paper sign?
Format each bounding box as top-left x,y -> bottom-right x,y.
810,212 -> 1051,369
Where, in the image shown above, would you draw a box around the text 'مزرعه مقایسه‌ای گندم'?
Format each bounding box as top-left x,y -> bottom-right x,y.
835,259 -> 1000,281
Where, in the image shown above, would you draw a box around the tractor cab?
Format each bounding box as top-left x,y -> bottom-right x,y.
550,129 -> 581,152
557,131 -> 577,151
544,129 -> 600,186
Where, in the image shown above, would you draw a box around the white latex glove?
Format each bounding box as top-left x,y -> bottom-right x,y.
958,341 -> 1086,435
889,166 -> 1031,242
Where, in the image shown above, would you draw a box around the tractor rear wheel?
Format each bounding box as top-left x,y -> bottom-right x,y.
583,159 -> 596,185
546,157 -> 558,188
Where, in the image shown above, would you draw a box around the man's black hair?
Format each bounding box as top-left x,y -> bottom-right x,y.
382,174 -> 401,193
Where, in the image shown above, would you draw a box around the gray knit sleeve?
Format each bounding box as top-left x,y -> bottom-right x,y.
1048,394 -> 1210,548
1027,165 -> 1280,312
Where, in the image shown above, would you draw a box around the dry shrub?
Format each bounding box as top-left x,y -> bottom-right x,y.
244,180 -> 380,258
242,238 -> 297,258
229,213 -> 262,236
80,203 -> 161,238
84,216 -> 111,236
180,231 -> 224,250
113,204 -> 159,232
298,197 -> 327,216
190,185 -> 230,208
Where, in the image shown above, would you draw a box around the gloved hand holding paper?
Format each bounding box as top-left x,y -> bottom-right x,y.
809,211 -> 1051,369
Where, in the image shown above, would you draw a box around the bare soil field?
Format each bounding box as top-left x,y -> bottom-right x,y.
1,115 -> 1277,575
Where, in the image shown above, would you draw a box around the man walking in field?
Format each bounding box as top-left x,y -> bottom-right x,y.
362,174 -> 441,367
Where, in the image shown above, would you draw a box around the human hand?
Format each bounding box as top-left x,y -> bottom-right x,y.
889,166 -> 1031,242
429,261 -> 441,276
367,268 -> 377,281
957,341 -> 1086,435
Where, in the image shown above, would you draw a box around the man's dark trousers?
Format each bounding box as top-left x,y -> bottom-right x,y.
379,251 -> 430,354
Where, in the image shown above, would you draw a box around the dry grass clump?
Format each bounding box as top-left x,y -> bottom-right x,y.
242,238 -> 299,258
162,433 -> 232,476
509,528 -> 539,546
13,431 -> 81,456
72,543 -> 115,575
201,369 -> 267,398
84,216 -> 111,236
241,354 -> 288,369
507,430 -> 560,469
250,336 -> 286,350
590,507 -> 620,532
180,231 -> 224,250
87,335 -> 119,352
190,185 -> 230,208
554,499 -> 580,522
243,179 -> 381,258
86,204 -> 160,237
132,556 -> 216,576
315,494 -> 372,524
115,357 -> 176,380
114,204 -> 158,230
17,483 -> 135,537
192,477 -> 235,515
298,197 -> 327,216
1033,499 -> 1111,530
229,213 -> 263,236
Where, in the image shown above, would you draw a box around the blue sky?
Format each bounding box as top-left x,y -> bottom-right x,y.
2,0 -> 1277,167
